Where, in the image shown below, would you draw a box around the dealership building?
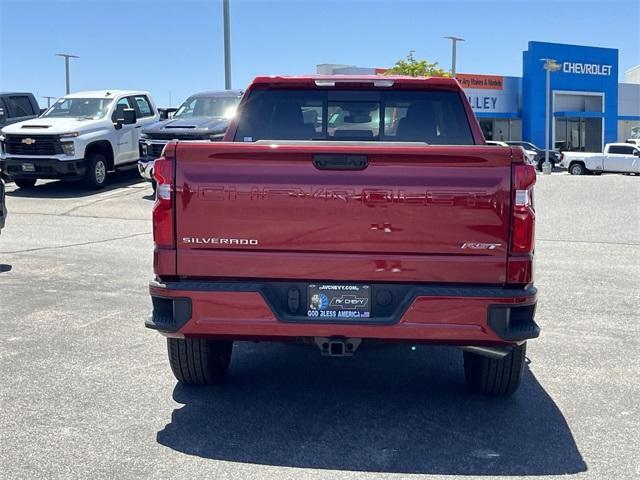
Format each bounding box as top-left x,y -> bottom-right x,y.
317,41 -> 640,152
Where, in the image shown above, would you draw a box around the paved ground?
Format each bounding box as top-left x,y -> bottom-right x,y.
1,171 -> 638,479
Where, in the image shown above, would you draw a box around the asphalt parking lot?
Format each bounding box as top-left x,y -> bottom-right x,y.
0,171 -> 638,480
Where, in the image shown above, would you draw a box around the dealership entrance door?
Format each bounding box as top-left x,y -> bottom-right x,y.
553,92 -> 604,152
554,117 -> 603,152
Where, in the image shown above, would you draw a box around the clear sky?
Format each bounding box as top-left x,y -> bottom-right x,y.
1,0 -> 638,108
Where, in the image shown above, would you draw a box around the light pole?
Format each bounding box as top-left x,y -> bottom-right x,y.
444,36 -> 464,76
542,58 -> 561,174
55,53 -> 79,94
223,0 -> 232,90
42,96 -> 56,108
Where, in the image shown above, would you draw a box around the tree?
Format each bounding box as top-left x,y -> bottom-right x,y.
384,50 -> 449,77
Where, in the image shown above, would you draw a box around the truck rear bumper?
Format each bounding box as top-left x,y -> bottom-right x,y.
147,280 -> 539,344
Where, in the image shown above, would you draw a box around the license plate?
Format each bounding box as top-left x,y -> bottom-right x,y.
307,284 -> 371,319
21,163 -> 35,172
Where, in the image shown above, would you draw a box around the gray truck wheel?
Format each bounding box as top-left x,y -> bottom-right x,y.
14,178 -> 37,189
167,338 -> 233,385
84,152 -> 108,189
569,163 -> 586,176
463,343 -> 526,396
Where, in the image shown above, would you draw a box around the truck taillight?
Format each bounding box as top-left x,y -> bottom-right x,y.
152,157 -> 174,249
510,163 -> 536,254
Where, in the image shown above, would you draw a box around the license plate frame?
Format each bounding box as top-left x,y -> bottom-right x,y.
307,284 -> 371,320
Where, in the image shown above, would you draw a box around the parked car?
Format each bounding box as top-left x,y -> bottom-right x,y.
0,90 -> 159,189
505,141 -> 562,170
560,143 -> 640,175
487,140 -> 537,162
626,138 -> 640,147
146,75 -> 539,397
137,90 -> 243,188
0,92 -> 40,130
0,176 -> 5,234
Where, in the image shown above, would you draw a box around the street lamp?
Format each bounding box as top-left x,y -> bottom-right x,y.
444,36 -> 464,76
42,96 -> 57,108
542,58 -> 561,175
55,53 -> 79,95
223,0 -> 231,90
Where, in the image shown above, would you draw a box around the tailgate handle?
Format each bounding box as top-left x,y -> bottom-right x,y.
313,154 -> 369,170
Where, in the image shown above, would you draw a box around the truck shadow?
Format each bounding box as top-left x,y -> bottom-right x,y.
157,343 -> 586,476
5,169 -> 147,199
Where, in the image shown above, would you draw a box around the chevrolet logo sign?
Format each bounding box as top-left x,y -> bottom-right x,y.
21,138 -> 36,145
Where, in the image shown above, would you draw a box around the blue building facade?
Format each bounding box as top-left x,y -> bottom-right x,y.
522,41 -> 619,151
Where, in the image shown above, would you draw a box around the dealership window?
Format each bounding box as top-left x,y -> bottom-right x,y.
554,117 -> 602,152
479,118 -> 521,142
618,121 -> 640,142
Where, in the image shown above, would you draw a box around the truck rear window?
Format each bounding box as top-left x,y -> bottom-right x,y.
234,89 -> 474,145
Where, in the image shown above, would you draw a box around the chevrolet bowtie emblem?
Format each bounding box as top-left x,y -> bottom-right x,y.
21,138 -> 36,145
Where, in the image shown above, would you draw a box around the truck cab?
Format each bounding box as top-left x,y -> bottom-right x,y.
137,90 -> 243,188
0,90 -> 159,189
0,92 -> 40,130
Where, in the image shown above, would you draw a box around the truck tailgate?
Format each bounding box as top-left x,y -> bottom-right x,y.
174,142 -> 513,283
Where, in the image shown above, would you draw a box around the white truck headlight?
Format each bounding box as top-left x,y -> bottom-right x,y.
59,132 -> 79,139
61,142 -> 75,156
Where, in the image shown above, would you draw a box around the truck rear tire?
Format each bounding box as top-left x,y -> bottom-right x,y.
84,152 -> 108,189
167,338 -> 233,385
569,163 -> 586,176
463,343 -> 526,396
14,178 -> 37,189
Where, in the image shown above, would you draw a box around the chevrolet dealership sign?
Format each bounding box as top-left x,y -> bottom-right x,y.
562,62 -> 613,76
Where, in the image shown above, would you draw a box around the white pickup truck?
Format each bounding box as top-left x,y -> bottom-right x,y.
0,90 -> 158,189
560,143 -> 640,175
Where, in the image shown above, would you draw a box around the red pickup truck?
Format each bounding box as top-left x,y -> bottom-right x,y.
146,75 -> 538,396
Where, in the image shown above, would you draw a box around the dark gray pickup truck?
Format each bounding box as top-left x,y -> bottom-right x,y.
0,92 -> 40,129
0,92 -> 40,183
137,90 -> 243,186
